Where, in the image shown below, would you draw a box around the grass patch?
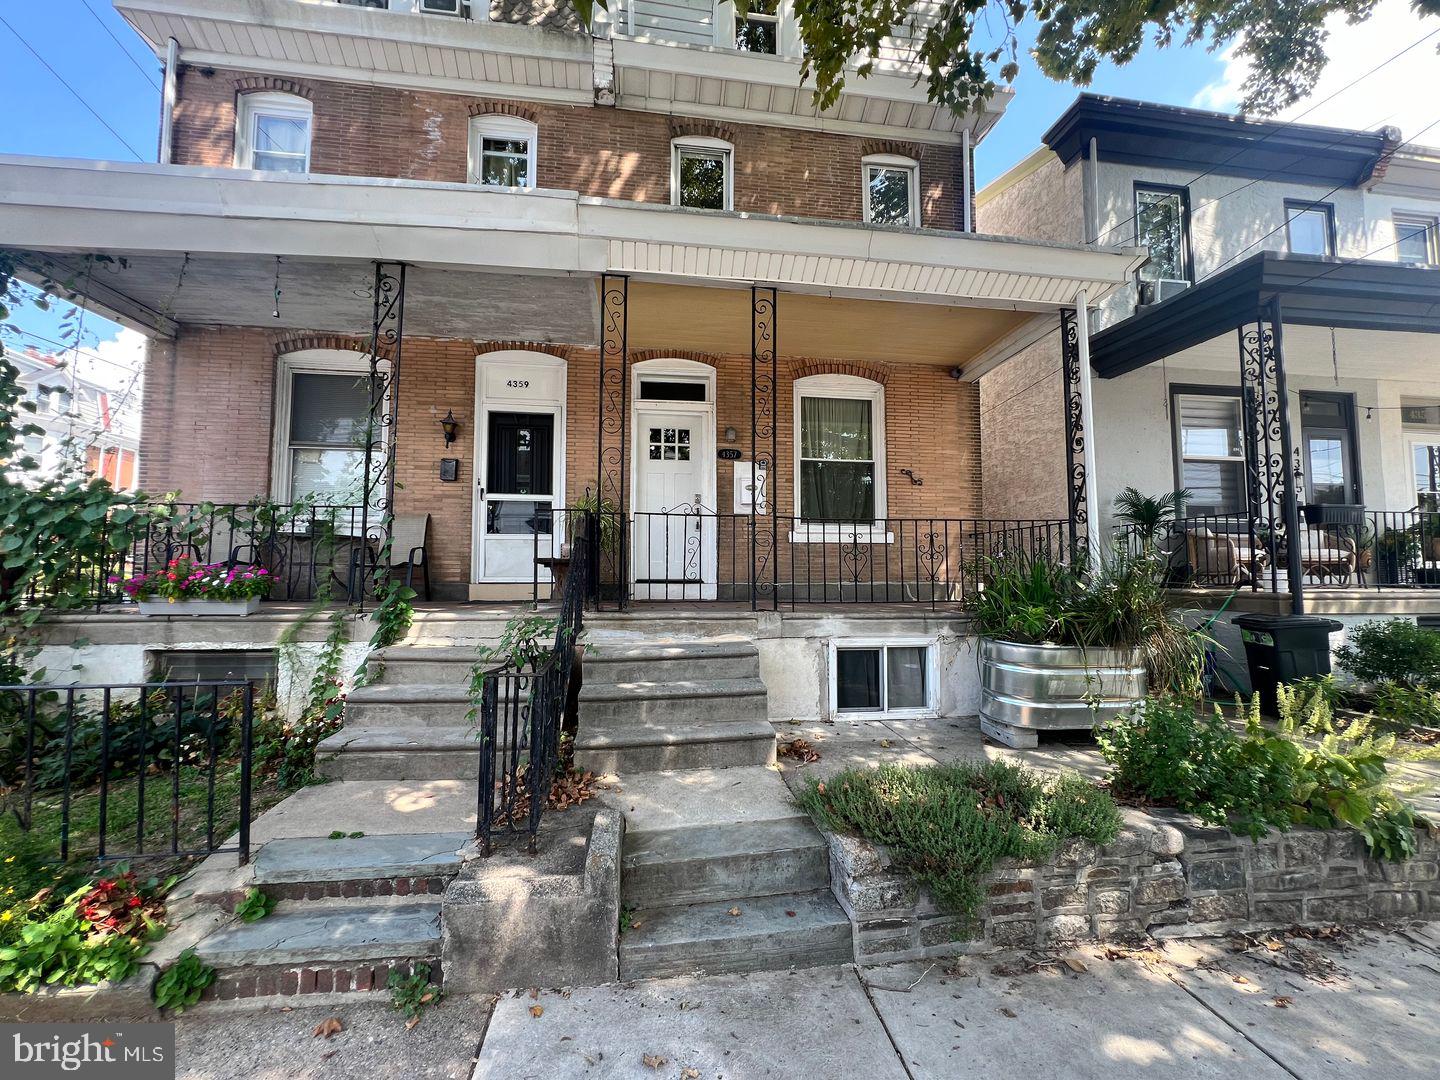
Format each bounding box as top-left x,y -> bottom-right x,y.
795,760 -> 1122,933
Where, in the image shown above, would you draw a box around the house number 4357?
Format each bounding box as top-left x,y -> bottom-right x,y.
506,379 -> 530,389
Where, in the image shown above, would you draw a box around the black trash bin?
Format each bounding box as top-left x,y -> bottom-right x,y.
1232,612 -> 1344,716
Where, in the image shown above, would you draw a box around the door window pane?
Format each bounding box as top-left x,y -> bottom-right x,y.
678,149 -> 727,210
1285,203 -> 1333,256
486,413 -> 553,496
1415,444 -> 1440,511
836,649 -> 881,711
1306,437 -> 1347,504
487,500 -> 553,535
886,647 -> 928,710
1136,188 -> 1189,281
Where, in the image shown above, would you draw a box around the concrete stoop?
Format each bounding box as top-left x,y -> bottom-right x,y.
578,641 -> 849,980
193,832 -> 470,1003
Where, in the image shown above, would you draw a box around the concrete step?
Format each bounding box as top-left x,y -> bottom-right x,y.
343,683 -> 477,728
583,641 -> 760,685
253,832 -> 472,887
618,890 -> 852,980
623,818 -> 829,908
317,727 -> 481,781
196,901 -> 443,970
370,646 -> 484,685
578,678 -> 768,725
574,719 -> 776,774
601,767 -> 810,836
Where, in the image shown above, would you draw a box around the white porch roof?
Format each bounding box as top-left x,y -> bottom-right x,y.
0,155 -> 1143,365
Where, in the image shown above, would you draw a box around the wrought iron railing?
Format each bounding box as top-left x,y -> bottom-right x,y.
0,680 -> 255,864
1114,508 -> 1440,591
543,509 -> 1074,608
478,511 -> 592,853
21,501 -> 372,607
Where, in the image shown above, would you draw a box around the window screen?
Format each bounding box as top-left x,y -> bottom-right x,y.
154,650 -> 277,686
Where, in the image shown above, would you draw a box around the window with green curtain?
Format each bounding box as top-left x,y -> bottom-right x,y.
799,395 -> 875,521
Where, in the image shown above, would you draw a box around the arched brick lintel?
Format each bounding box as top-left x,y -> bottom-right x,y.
791,358 -> 891,385
474,340 -> 574,361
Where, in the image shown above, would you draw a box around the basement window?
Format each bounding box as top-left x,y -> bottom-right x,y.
832,641 -> 932,717
152,650 -> 277,687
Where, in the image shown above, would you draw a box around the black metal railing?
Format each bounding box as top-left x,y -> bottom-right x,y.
0,680 -> 255,864
478,512 -> 592,853
532,509 -> 1074,608
1115,508 -> 1440,592
22,502 -> 371,607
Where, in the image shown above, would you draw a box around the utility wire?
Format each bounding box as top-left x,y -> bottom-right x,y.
0,12 -> 146,162
1088,26 -> 1440,247
79,0 -> 161,91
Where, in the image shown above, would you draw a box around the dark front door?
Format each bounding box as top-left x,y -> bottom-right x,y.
1299,392 -> 1360,505
479,411 -> 555,581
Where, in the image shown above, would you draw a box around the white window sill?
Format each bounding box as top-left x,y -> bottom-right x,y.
788,525 -> 894,544
834,708 -> 937,721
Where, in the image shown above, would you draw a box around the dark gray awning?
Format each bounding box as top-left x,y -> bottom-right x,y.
1089,252 -> 1440,379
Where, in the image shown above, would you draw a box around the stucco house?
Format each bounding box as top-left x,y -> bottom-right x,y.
978,94 -> 1440,625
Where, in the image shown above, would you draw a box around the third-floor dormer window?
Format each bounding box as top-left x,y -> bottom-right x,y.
672,137 -> 733,211
236,93 -> 312,174
469,116 -> 538,189
735,0 -> 780,53
1284,200 -> 1335,257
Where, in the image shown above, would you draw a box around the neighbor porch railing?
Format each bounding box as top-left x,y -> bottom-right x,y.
1114,508 -> 1440,592
526,509 -> 1075,608
0,680 -> 255,864
477,511 -> 592,854
23,501 -> 374,608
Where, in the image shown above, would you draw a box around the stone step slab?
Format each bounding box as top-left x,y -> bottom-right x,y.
573,719 -> 776,774
623,818 -> 830,907
583,641 -> 760,685
618,890 -> 852,980
577,678 -> 768,725
196,901 -> 442,970
252,831 -> 472,886
317,727 -> 483,782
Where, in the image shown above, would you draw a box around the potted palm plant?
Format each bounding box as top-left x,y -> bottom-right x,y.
1113,487 -> 1192,550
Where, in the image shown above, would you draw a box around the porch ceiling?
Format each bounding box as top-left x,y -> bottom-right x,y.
1153,324 -> 1440,383
623,282 -> 1033,367
15,250 -> 599,344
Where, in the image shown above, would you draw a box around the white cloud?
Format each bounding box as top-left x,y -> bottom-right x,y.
1192,0 -> 1440,146
73,327 -> 147,398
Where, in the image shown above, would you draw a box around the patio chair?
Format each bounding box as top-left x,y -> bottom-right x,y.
390,513 -> 433,601
1184,527 -> 1248,586
1293,526 -> 1358,586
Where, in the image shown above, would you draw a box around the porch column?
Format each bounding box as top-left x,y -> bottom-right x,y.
1059,302 -> 1100,558
1238,301 -> 1305,614
597,273 -> 629,610
750,286 -> 779,610
360,261 -> 406,612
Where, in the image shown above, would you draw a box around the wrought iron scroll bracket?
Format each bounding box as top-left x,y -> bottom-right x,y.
1059,307 -> 1088,554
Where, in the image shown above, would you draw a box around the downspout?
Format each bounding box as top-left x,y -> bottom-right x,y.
158,38 -> 179,165
1082,136 -> 1099,245
961,128 -> 973,232
1074,290 -> 1102,556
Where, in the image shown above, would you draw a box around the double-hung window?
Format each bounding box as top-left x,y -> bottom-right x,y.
795,375 -> 884,523
1284,200 -> 1335,256
1395,214 -> 1438,265
672,137 -> 733,211
1172,391 -> 1246,517
734,0 -> 780,52
833,641 -> 932,716
863,154 -> 918,226
1135,184 -> 1192,282
274,355 -> 384,510
236,93 -> 312,173
468,115 -> 538,188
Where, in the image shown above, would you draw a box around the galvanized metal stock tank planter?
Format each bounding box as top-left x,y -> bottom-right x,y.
978,639 -> 1146,749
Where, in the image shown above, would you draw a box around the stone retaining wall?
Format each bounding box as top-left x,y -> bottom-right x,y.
829,808 -> 1440,964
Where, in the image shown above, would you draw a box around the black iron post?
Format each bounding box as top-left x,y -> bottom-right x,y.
598,274 -> 629,610
750,286 -> 778,609
1267,298 -> 1305,615
1059,307 -> 1088,558
359,261 -> 407,613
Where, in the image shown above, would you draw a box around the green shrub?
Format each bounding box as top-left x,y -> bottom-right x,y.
1100,688 -> 1426,858
1335,619 -> 1440,689
1371,682 -> 1440,732
153,949 -> 216,1014
795,760 -> 1121,932
0,888 -> 151,993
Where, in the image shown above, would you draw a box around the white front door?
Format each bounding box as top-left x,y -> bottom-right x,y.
632,407 -> 716,599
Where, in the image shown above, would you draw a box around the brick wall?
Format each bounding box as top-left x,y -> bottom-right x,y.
141,327 -> 982,594
171,67 -> 968,230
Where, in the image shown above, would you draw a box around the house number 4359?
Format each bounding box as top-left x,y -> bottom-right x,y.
506,379 -> 530,389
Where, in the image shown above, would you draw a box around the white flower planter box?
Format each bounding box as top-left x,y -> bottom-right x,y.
137,597 -> 261,617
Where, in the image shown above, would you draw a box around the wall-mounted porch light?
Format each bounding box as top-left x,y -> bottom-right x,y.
439,409 -> 460,446
724,426 -> 738,442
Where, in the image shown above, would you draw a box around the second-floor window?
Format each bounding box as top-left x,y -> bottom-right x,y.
862,155 -> 918,226
672,137 -> 733,211
468,116 -> 538,188
735,0 -> 780,53
1284,200 -> 1335,256
236,93 -> 312,173
1395,214 -> 1438,265
1135,184 -> 1191,282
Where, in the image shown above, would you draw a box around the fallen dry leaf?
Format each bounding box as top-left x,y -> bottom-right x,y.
405,1016 -> 422,1032
1273,996 -> 1294,1009
785,910 -> 796,917
642,1053 -> 667,1069
727,907 -> 742,917
1233,975 -> 1249,985
312,1017 -> 343,1040
998,1007 -> 1017,1019
1063,957 -> 1088,974
681,1069 -> 700,1079
778,738 -> 820,764
529,1005 -> 544,1019
879,739 -> 893,748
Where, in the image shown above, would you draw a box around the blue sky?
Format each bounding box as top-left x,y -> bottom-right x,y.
1,0 -> 1434,362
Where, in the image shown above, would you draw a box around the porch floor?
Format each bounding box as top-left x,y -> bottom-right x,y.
1169,587 -> 1440,617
